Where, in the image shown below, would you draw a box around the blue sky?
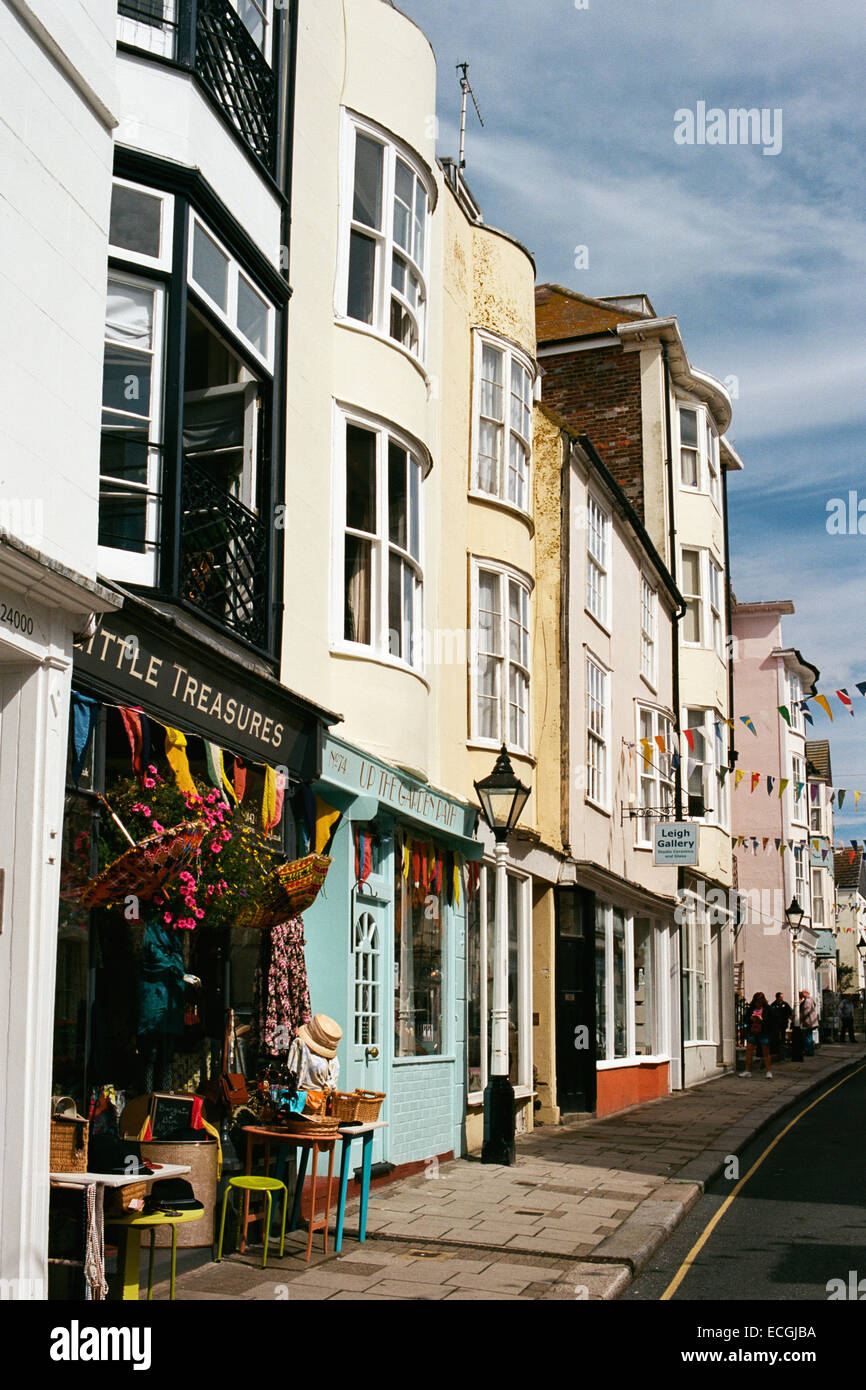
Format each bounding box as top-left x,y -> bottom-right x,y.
397,0 -> 866,838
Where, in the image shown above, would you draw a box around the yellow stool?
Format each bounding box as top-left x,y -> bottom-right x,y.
217,1176 -> 288,1269
106,1210 -> 203,1301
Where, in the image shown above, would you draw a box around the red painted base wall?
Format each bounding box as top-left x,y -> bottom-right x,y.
595,1063 -> 670,1117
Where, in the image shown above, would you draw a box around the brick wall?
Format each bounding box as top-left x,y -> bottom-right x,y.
388,1061 -> 457,1167
540,345 -> 645,518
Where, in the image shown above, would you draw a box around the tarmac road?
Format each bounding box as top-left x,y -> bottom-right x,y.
623,1061 -> 866,1302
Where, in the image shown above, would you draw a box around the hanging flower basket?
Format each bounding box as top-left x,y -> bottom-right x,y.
79,822 -> 206,909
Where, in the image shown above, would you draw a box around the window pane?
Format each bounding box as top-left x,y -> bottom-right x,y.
680,408 -> 698,447
409,457 -> 420,560
344,535 -> 372,644
413,181 -> 427,265
633,919 -> 653,1055
683,597 -> 701,644
613,910 -> 626,1057
467,889 -> 483,1091
394,846 -> 444,1057
105,281 -> 154,350
192,221 -> 229,310
353,135 -> 383,229
393,159 -> 413,251
109,183 -> 162,259
681,447 -> 699,487
481,344 -> 504,420
389,552 -> 403,659
510,359 -> 531,439
477,420 -> 501,493
477,571 -> 501,654
508,435 -> 528,510
347,230 -> 376,323
388,442 -> 407,548
236,275 -> 269,356
102,343 -> 152,420
476,658 -> 500,739
236,0 -> 266,50
595,909 -> 607,1056
346,425 -> 376,532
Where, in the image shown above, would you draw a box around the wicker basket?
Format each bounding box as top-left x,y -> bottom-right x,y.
104,1182 -> 147,1216
49,1104 -> 89,1174
279,1113 -> 341,1138
330,1090 -> 386,1124
238,854 -> 332,928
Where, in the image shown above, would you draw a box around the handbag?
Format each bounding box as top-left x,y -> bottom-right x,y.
201,1009 -> 249,1109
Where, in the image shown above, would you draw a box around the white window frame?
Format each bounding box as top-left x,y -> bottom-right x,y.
680,547 -> 725,654
585,652 -> 610,812
791,753 -> 807,825
640,576 -> 658,687
811,868 -> 825,927
117,1 -> 178,59
684,707 -> 729,830
677,399 -> 722,507
338,112 -> 433,366
332,405 -> 427,675
470,330 -> 534,514
788,671 -> 803,732
231,0 -> 275,61
595,903 -> 668,1064
636,706 -> 674,846
108,178 -> 174,273
466,865 -> 532,1101
98,270 -> 166,587
470,558 -> 532,754
586,492 -> 611,628
187,211 -> 275,371
794,845 -> 808,912
680,898 -> 712,1043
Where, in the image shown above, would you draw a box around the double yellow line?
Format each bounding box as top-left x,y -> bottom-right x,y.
661,1063 -> 866,1300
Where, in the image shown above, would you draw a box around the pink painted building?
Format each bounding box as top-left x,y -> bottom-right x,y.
731,600 -> 820,1008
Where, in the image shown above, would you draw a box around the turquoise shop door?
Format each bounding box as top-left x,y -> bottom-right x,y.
351,889 -> 387,1164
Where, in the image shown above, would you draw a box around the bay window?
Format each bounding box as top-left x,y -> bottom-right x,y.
338,411 -> 426,670
586,655 -> 609,809
681,546 -> 726,655
472,333 -> 534,511
471,561 -> 531,751
636,706 -> 674,845
684,708 -> 729,828
466,864 -> 531,1095
343,116 -> 431,362
595,904 -> 663,1061
677,401 -> 722,504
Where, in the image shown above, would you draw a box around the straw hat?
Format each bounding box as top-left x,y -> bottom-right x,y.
296,1014 -> 342,1059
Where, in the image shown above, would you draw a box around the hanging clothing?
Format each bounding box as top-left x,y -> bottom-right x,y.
285,1037 -> 339,1092
137,919 -> 185,1037
252,916 -> 311,1057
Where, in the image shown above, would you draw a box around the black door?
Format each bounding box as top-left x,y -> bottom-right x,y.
555,886 -> 596,1113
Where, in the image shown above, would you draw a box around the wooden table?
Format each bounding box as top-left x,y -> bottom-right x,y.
51,1164 -> 191,1301
242,1126 -> 338,1262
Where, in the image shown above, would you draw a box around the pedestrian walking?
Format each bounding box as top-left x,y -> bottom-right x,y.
839,995 -> 856,1044
741,992 -> 773,1077
799,989 -> 819,1056
768,991 -> 793,1061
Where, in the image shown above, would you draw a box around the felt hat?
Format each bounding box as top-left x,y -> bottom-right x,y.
296,1014 -> 342,1059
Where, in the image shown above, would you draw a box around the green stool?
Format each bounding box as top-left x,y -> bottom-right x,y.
216,1176 -> 288,1269
105,1210 -> 203,1301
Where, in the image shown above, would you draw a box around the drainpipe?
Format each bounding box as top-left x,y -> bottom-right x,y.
722,466 -> 736,775
661,341 -> 686,1092
561,434 -> 572,857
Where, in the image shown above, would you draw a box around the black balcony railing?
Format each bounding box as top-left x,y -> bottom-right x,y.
117,1 -> 278,174
180,459 -> 269,647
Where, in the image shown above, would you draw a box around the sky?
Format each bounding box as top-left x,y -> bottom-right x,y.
396,0 -> 866,840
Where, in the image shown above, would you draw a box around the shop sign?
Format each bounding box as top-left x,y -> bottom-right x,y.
321,735 -> 478,840
653,822 -> 699,866
74,609 -> 324,777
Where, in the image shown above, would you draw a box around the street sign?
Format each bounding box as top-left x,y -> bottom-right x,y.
653,822 -> 699,866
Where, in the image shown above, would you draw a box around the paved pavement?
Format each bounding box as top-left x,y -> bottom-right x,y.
151,1044 -> 865,1301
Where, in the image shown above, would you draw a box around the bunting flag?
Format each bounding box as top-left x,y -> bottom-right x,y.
762,837 -> 770,852
837,689 -> 854,715
849,849 -> 856,865
453,854 -> 461,907
735,769 -> 746,789
718,766 -> 729,783
71,692 -> 98,786
766,776 -> 775,795
640,738 -> 653,770
813,694 -> 833,721
274,769 -> 286,829
164,727 -> 197,796
683,728 -> 695,752
354,827 -> 373,886
412,843 -> 421,888
857,681 -> 866,698
314,797 -> 342,855
669,732 -> 680,755
403,842 -> 410,881
799,700 -> 814,725
794,781 -> 804,801
233,756 -> 247,806
671,753 -> 681,772
654,734 -> 667,755
777,705 -> 791,726
740,715 -> 758,736
119,706 -> 149,782
204,740 -> 232,805
750,772 -> 761,793
856,792 -> 862,811
261,766 -> 278,834
838,789 -> 846,809
778,778 -> 789,798
714,720 -> 724,742
811,783 -> 819,803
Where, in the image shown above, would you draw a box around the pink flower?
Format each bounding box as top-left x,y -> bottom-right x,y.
220,827 -> 231,841
194,908 -> 204,920
152,821 -> 164,833
210,842 -> 222,854
141,807 -> 152,818
143,778 -> 155,789
163,912 -> 173,925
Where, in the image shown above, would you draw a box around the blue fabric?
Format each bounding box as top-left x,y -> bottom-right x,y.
71,692 -> 97,784
137,919 -> 185,1037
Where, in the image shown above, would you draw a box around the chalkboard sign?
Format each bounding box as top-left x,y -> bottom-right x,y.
150,1093 -> 196,1140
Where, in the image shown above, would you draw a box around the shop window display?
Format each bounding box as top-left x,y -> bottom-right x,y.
393,834 -> 446,1057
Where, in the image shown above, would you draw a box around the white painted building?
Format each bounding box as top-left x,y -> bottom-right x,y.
0,0 -> 121,1295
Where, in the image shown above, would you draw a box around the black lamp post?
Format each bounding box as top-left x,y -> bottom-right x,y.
474,745 -> 530,1166
785,897 -> 805,1003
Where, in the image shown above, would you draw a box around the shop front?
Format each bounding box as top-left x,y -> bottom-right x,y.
301,734 -> 483,1173
48,594 -> 338,1294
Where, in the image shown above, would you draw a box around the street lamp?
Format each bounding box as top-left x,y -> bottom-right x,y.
785,898 -> 804,1008
474,745 -> 531,1165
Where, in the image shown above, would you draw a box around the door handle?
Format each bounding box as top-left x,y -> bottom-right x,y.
365,1046 -> 379,1061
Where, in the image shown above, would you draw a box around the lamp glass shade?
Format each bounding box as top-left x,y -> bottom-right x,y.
474,745 -> 531,836
785,897 -> 804,930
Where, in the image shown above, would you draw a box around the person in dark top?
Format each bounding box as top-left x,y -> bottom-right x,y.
839,996 -> 856,1043
741,992 -> 773,1077
768,991 -> 793,1061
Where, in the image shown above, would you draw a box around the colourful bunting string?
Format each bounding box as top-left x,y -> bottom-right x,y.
777,705 -> 791,726
740,715 -> 758,736
813,694 -> 833,721
778,778 -> 789,798
837,689 -> 854,715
